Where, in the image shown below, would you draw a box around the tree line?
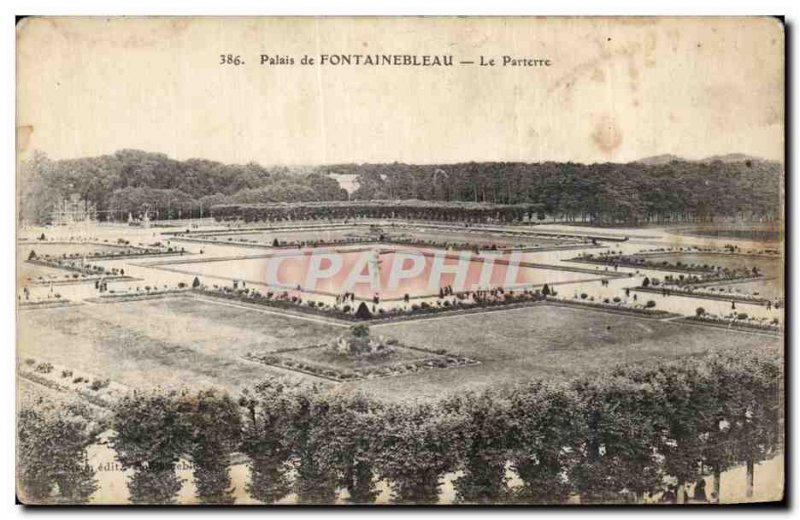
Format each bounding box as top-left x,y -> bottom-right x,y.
19,150 -> 781,225
18,150 -> 347,224
18,349 -> 782,505
344,160 -> 782,224
211,201 -> 541,224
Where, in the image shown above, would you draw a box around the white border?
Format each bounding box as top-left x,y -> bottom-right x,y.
3,1 -> 796,519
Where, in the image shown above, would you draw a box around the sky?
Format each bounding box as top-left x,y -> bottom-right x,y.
17,16 -> 784,165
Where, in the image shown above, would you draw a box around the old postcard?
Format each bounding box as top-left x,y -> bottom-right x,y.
15,16 -> 784,505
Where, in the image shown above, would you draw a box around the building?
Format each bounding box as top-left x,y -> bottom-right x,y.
50,194 -> 97,225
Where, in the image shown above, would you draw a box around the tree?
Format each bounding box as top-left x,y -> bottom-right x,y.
619,362 -> 713,503
111,392 -> 191,504
541,284 -> 551,296
17,402 -> 98,504
181,390 -> 242,504
570,373 -> 665,503
320,394 -> 383,503
192,276 -> 201,289
18,151 -> 59,224
446,390 -> 513,504
642,277 -> 650,288
355,302 -> 372,320
737,354 -> 782,498
18,150 -> 782,224
239,382 -> 295,504
701,351 -> 782,501
286,387 -> 340,504
505,383 -> 582,504
375,402 -> 465,504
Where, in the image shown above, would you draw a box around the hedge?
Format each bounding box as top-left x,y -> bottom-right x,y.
19,349 -> 782,505
211,200 -> 543,224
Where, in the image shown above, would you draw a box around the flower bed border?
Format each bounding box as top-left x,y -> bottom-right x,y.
191,286 -> 556,323
545,297 -> 680,319
569,249 -> 778,278
632,286 -> 770,305
17,358 -> 129,409
169,233 -> 596,255
243,346 -> 480,382
567,257 -> 717,274
87,288 -> 192,303
22,240 -> 185,260
682,315 -> 782,335
18,299 -> 77,310
187,288 -> 680,327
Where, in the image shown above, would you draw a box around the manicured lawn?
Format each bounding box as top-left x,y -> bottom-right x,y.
702,279 -> 785,301
18,260 -> 73,283
286,344 -> 430,370
188,226 -> 578,248
18,296 -> 781,403
18,295 -> 346,394
21,242 -> 146,257
380,229 -> 574,248
358,303 -> 781,401
671,223 -> 783,243
639,252 -> 782,278
191,228 -> 365,244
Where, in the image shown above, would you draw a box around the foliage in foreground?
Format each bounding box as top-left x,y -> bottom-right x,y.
17,400 -> 99,504
18,349 -> 782,504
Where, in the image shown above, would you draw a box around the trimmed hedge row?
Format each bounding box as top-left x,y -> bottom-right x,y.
211,200 -> 543,224
18,349 -> 782,505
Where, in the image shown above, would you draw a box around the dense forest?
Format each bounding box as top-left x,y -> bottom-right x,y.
342,159 -> 783,224
18,150 -> 782,225
18,150 -> 348,224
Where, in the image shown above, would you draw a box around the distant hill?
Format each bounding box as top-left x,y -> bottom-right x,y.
636,153 -> 770,165
700,153 -> 766,164
634,154 -> 684,165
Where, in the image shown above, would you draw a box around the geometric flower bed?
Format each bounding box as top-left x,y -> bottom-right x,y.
633,285 -> 771,304
685,313 -> 782,334
244,325 -> 479,382
17,356 -> 130,409
173,231 -> 583,253
548,295 -> 679,318
194,285 -> 551,323
569,251 -> 767,284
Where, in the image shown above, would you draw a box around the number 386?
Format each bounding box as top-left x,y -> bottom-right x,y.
219,54 -> 243,65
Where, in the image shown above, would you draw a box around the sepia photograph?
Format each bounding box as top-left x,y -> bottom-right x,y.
14,15 -> 785,506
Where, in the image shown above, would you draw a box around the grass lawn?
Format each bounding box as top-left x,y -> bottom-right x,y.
21,242 -> 146,257
18,260 -> 75,284
18,296 -> 781,403
191,228 -> 365,244
670,223 -> 783,243
187,227 -> 578,249
701,278 -> 785,301
358,303 -> 782,401
380,229 -> 575,248
17,295 -> 346,394
285,344 -> 431,370
639,252 -> 782,278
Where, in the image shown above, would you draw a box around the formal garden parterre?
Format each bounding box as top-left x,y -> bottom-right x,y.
16,215 -> 785,504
